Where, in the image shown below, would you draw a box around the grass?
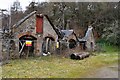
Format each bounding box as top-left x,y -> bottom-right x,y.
1,44 -> 119,78
96,42 -> 119,53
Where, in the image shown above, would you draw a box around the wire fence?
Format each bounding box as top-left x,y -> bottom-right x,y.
0,39 -> 17,64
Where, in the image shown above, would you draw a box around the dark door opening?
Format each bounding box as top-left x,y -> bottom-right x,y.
69,39 -> 77,49
19,35 -> 37,58
42,37 -> 55,55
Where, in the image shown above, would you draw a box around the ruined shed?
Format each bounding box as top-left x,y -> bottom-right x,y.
78,25 -> 95,51
61,30 -> 78,49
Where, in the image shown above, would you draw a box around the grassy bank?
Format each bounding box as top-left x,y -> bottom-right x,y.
2,54 -> 118,78
2,44 -> 119,78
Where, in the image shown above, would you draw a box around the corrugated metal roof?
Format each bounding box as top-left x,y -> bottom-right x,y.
61,30 -> 74,37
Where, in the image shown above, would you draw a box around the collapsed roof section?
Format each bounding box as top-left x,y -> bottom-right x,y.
11,11 -> 64,40
12,11 -> 37,29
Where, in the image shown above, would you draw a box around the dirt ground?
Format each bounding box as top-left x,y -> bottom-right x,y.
85,64 -> 119,78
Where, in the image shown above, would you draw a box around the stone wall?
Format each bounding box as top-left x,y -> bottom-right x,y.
12,13 -> 59,56
43,16 -> 58,41
14,14 -> 36,38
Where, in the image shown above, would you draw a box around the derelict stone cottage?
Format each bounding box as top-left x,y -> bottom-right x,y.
10,11 -> 58,57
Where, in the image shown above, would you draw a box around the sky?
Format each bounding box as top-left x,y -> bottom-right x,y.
0,0 -> 119,11
0,0 -> 46,11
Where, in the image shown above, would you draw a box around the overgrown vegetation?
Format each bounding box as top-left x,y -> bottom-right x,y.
7,2 -> 119,46
1,2 -> 119,78
2,44 -> 119,78
96,39 -> 119,53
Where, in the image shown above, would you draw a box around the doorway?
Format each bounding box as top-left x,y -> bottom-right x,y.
19,35 -> 37,58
